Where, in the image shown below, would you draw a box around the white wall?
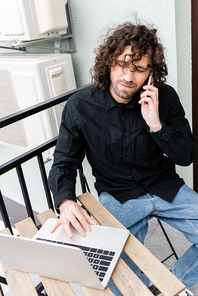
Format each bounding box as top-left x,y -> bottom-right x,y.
70,0 -> 178,89
0,0 -> 193,212
175,0 -> 193,186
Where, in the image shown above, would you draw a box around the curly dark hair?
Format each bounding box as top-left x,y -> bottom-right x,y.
90,22 -> 168,90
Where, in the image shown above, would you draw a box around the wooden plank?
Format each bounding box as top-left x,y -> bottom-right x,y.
0,228 -> 11,235
37,209 -> 57,225
15,217 -> 38,238
0,228 -> 38,296
15,217 -> 76,296
81,285 -> 114,296
111,257 -> 153,296
77,192 -> 185,296
35,277 -> 77,296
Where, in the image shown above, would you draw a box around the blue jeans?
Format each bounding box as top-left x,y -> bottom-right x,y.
99,184 -> 198,295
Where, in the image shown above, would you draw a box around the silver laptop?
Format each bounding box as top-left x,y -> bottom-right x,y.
0,218 -> 129,290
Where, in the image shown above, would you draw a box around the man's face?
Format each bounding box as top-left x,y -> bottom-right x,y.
109,46 -> 151,104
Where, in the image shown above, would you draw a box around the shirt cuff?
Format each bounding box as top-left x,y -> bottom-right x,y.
54,191 -> 77,213
148,121 -> 172,142
148,124 -> 162,134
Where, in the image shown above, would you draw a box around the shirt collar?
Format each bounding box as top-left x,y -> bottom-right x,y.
103,88 -> 140,110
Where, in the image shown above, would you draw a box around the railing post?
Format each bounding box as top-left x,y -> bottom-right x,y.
16,165 -> 36,224
37,153 -> 54,210
0,190 -> 13,234
78,164 -> 90,194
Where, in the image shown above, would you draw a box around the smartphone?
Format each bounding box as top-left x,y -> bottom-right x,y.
142,72 -> 153,91
147,72 -> 153,85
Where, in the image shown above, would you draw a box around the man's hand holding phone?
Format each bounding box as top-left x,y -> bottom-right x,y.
51,199 -> 97,238
139,72 -> 162,132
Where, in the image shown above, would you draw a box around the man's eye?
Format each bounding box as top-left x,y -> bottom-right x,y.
136,67 -> 146,73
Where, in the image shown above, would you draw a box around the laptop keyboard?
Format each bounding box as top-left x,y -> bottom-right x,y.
36,238 -> 116,282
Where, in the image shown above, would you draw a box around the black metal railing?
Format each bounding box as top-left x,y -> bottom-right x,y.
0,85 -> 88,234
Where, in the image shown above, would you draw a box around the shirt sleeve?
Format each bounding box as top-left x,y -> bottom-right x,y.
148,88 -> 196,166
48,99 -> 85,211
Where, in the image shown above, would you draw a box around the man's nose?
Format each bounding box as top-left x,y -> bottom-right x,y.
123,67 -> 135,81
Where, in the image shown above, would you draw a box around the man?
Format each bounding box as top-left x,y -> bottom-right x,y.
48,22 -> 197,296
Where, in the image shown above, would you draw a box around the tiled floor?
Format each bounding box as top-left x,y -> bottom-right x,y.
0,198 -> 198,296
0,196 -> 40,228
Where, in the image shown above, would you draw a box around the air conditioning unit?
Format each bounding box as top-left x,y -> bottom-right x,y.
0,53 -> 76,156
0,0 -> 68,41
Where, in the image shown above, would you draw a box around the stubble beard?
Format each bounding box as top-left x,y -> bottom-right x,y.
111,79 -> 141,100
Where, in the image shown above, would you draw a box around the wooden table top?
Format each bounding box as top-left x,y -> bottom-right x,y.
0,192 -> 185,296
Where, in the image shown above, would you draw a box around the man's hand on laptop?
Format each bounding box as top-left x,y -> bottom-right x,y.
50,200 -> 97,238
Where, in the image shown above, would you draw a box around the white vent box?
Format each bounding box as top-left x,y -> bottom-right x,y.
0,53 -> 76,155
0,0 -> 68,41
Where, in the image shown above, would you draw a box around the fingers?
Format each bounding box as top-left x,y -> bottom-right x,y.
65,207 -> 89,238
84,209 -> 98,226
50,219 -> 62,233
139,85 -> 161,132
62,216 -> 76,239
139,85 -> 158,105
139,94 -> 153,105
50,216 -> 76,239
51,200 -> 97,239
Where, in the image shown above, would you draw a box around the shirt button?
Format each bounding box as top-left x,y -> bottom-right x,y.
125,133 -> 128,136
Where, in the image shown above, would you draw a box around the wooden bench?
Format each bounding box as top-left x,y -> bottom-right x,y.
0,192 -> 185,296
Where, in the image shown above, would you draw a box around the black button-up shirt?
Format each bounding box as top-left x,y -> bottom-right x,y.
48,84 -> 196,209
